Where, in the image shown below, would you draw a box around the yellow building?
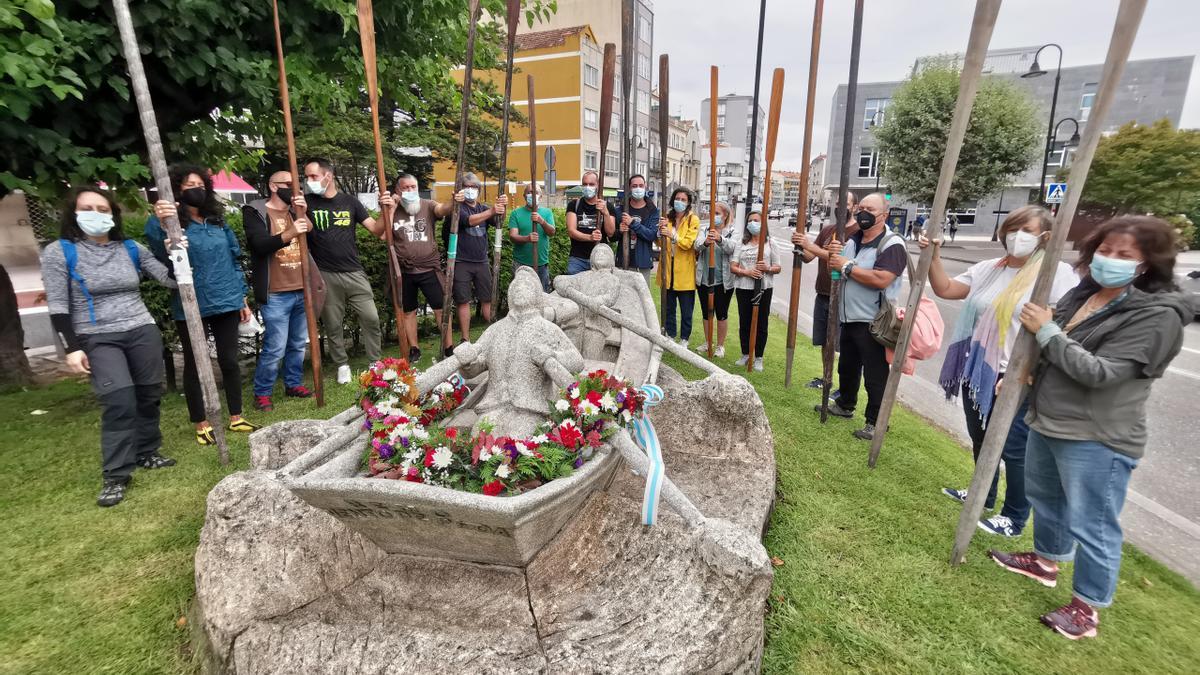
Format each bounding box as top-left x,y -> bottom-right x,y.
433,25 -> 610,203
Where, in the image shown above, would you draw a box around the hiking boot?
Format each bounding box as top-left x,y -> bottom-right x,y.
1040,597 -> 1099,640
97,478 -> 128,507
253,395 -> 274,412
229,417 -> 260,433
852,424 -> 876,440
988,550 -> 1058,588
813,401 -> 854,418
979,515 -> 1023,537
196,426 -> 216,445
285,386 -> 312,398
805,377 -> 826,389
136,451 -> 176,469
336,364 -> 352,384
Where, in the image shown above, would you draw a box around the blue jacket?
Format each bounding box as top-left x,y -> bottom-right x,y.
614,201 -> 660,270
145,215 -> 248,320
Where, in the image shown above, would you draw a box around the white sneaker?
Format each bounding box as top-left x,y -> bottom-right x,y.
676,338 -> 687,348
753,357 -> 764,372
694,342 -> 709,353
735,355 -> 749,366
714,345 -> 725,358
337,364 -> 352,384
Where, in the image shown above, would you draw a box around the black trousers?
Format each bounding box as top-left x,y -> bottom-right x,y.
735,287 -> 772,358
177,310 -> 242,424
80,324 -> 165,480
835,322 -> 889,424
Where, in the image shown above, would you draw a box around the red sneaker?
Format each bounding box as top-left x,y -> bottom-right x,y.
253,395 -> 274,412
1040,597 -> 1099,640
988,550 -> 1058,588
285,386 -> 313,398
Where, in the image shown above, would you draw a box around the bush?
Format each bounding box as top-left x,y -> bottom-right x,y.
1164,214 -> 1195,252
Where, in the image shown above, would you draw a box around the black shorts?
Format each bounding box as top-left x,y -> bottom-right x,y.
401,270 -> 446,312
697,284 -> 734,321
452,260 -> 494,304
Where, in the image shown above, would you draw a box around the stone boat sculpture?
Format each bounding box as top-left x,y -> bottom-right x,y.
192,248 -> 777,673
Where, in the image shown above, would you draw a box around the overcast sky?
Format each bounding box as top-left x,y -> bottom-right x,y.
653,0 -> 1199,172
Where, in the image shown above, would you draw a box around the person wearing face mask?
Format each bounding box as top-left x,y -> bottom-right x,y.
300,158 -> 387,382
823,193 -> 910,440
440,172 -> 506,344
565,170 -> 616,274
147,164 -> 259,445
657,187 -> 701,346
43,186 -> 178,506
242,170 -> 324,412
386,173 -> 457,362
792,191 -> 859,389
694,201 -> 736,358
614,174 -> 660,285
508,182 -> 557,292
919,206 -> 1077,537
989,216 -> 1187,641
729,212 -> 782,371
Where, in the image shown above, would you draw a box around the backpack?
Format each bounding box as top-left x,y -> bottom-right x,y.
60,238 -> 140,324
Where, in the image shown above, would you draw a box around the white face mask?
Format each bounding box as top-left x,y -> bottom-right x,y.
582,185 -> 597,199
76,211 -> 115,236
305,177 -> 325,195
463,187 -> 479,201
1006,230 -> 1042,259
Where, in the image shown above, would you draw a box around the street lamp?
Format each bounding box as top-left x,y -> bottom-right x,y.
1021,43 -> 1064,204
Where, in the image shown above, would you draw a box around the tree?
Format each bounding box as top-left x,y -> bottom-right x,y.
873,64 -> 1041,207
1077,119 -> 1200,215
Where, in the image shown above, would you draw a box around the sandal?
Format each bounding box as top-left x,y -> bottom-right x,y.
196,427 -> 216,445
228,418 -> 260,433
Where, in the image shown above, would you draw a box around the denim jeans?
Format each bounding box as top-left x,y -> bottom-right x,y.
961,384 -> 1032,528
567,256 -> 591,275
1025,429 -> 1138,608
663,289 -> 695,340
253,290 -> 307,396
514,262 -> 551,292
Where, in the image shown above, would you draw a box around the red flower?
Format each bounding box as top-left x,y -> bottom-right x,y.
482,480 -> 505,496
424,449 -> 436,468
586,390 -> 603,406
556,422 -> 583,449
405,467 -> 423,482
446,427 -> 458,440
585,430 -> 603,448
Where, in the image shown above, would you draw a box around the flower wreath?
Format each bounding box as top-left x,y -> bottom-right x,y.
358,360 -> 645,497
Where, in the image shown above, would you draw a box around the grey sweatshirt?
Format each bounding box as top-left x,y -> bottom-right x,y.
41,239 -> 174,339
1026,282 -> 1190,459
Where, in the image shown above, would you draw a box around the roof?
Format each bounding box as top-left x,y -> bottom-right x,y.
515,25 -> 592,52
211,170 -> 256,193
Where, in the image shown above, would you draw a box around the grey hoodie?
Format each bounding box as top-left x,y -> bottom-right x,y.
1026,281 -> 1190,459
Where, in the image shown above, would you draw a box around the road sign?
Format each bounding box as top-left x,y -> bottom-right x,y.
1045,182 -> 1067,204
544,146 -> 556,171
544,169 -> 557,195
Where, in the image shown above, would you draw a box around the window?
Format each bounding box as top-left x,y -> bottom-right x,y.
718,103 -> 726,116
584,108 -> 599,130
638,54 -> 651,80
584,64 -> 599,88
857,148 -> 879,178
1046,142 -> 1075,168
1080,83 -> 1097,122
584,151 -> 599,170
639,16 -> 652,43
863,98 -> 889,130
638,90 -> 650,114
635,161 -> 647,177
637,124 -> 649,144
605,150 -> 620,177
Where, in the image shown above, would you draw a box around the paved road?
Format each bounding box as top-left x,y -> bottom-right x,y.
763,218 -> 1200,585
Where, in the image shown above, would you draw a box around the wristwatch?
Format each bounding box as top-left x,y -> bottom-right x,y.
842,260 -> 856,278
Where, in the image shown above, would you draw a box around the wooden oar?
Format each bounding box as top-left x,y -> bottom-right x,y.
705,66 -> 718,358
819,0 -> 864,422
442,0 -> 483,356
356,0 -> 407,359
951,0 -> 1148,567
620,0 -> 635,269
271,0 -> 323,407
783,0 -> 824,388
527,74 -> 540,247
869,0 -> 1000,467
597,43 -> 617,208
745,68 -> 785,373
657,54 -> 671,335
490,0 -> 520,318
111,0 -> 229,463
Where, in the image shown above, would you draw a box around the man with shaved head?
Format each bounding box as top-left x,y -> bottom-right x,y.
243,170 -> 315,411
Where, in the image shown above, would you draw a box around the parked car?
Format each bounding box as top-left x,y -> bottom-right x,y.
786,214 -> 797,228
1183,270 -> 1200,321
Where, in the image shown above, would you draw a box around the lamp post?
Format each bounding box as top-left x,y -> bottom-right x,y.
1021,43 -> 1064,204
869,109 -> 885,191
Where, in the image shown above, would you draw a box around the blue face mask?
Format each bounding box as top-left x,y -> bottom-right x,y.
631,187 -> 646,200
673,200 -> 687,213
714,215 -> 723,226
747,221 -> 761,236
1089,253 -> 1140,288
401,190 -> 420,204
76,211 -> 115,236
525,194 -> 534,206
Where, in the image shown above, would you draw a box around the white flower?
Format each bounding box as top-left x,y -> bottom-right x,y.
567,385 -> 579,398
579,401 -> 599,416
393,381 -> 410,395
403,448 -> 422,464
432,446 -> 453,469
515,442 -> 534,457
381,368 -> 398,381
435,382 -> 453,395
495,463 -> 512,479
554,399 -> 570,412
531,434 -> 549,445
621,409 -> 633,423
559,419 -> 578,431
427,394 -> 441,406
413,427 -> 430,441
478,447 -> 493,462
600,392 -> 617,412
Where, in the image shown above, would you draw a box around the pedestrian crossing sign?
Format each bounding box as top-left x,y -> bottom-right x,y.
1046,182 -> 1067,204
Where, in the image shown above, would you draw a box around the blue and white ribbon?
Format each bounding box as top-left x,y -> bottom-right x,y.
630,384 -> 665,525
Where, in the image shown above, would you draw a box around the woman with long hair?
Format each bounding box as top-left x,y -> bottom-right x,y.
729,211 -> 781,371
694,201 -> 737,358
920,205 -> 1078,537
146,164 -> 258,445
656,187 -> 700,346
41,186 -> 178,506
989,216 -> 1188,640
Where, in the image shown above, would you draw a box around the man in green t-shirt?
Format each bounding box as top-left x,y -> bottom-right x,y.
507,182 -> 556,292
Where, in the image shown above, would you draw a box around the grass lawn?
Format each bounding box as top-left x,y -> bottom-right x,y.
1,297 -> 1198,673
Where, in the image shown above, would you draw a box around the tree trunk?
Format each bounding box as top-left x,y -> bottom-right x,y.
0,264 -> 36,388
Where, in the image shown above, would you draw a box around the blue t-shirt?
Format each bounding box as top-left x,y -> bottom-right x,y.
840,230 -> 908,323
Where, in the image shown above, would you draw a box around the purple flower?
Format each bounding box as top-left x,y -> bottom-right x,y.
362,419 -> 373,431
573,457 -> 584,469
379,445 -> 394,460
616,392 -> 625,404
399,437 -> 410,447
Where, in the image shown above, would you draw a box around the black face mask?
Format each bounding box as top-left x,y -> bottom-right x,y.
275,187 -> 293,204
179,187 -> 207,208
854,210 -> 875,228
